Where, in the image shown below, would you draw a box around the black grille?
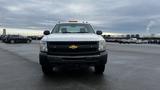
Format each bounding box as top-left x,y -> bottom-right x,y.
47,41 -> 99,56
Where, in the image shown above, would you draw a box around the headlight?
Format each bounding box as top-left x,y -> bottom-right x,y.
40,41 -> 48,52
99,40 -> 106,51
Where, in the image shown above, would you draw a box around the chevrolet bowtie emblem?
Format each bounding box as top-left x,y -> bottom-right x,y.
69,45 -> 78,49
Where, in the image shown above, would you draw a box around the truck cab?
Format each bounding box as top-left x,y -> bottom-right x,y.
39,21 -> 108,75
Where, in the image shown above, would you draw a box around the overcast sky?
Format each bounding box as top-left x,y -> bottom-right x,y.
0,0 -> 160,35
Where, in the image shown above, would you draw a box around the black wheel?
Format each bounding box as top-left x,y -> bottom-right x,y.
27,40 -> 31,43
41,65 -> 53,75
10,40 -> 15,44
95,64 -> 105,74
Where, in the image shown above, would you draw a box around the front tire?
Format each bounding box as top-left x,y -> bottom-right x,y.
27,40 -> 31,43
41,65 -> 53,75
10,40 -> 15,44
95,64 -> 105,74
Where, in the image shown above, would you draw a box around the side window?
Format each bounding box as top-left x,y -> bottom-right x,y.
61,28 -> 67,33
80,28 -> 87,33
19,35 -> 23,38
51,24 -> 59,33
88,24 -> 95,33
15,35 -> 19,38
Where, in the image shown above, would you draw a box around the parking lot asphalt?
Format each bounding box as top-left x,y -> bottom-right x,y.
0,41 -> 160,90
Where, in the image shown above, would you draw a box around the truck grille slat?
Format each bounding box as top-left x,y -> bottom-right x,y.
47,41 -> 99,56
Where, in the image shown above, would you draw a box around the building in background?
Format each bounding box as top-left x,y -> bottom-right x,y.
2,29 -> 6,35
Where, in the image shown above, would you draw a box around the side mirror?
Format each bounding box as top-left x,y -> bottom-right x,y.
96,30 -> 102,35
43,30 -> 50,35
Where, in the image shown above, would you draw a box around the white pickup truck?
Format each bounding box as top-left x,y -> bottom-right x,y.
39,21 -> 108,75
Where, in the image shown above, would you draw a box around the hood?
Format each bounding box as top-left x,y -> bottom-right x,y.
42,33 -> 104,42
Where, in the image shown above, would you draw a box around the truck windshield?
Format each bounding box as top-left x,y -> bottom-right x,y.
51,24 -> 95,33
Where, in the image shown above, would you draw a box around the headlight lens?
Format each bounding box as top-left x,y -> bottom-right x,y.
40,41 -> 48,52
99,40 -> 106,51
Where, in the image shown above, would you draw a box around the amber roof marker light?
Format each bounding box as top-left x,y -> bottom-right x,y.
68,20 -> 78,23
